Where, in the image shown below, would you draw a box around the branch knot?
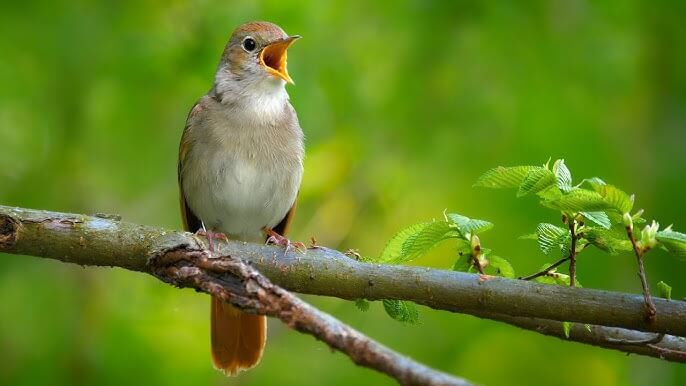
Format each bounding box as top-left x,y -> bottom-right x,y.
0,214 -> 20,248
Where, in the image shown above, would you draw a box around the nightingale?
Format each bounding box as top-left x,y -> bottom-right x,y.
177,21 -> 303,375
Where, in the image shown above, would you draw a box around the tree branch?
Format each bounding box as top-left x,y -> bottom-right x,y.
2,205 -> 686,365
487,313 -> 686,361
151,245 -> 470,385
0,206 -> 469,386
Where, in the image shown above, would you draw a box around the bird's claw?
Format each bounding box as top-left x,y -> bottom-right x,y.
265,229 -> 306,254
195,229 -> 228,252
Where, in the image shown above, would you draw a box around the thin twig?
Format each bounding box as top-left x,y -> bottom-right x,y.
568,219 -> 578,288
519,256 -> 571,281
519,219 -> 579,283
626,225 -> 657,323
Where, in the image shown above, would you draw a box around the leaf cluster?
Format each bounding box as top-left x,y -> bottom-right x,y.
476,159 -> 685,258
357,158 -> 684,326
359,211 -> 514,323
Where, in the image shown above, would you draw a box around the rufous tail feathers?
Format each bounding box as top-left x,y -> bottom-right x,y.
210,296 -> 267,375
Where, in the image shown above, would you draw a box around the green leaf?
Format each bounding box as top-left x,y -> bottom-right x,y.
584,228 -> 632,254
656,230 -> 686,257
354,299 -> 370,311
446,213 -> 494,237
657,230 -> 686,243
537,271 -> 583,288
581,211 -> 611,229
378,220 -> 456,263
562,321 -> 572,339
534,276 -> 557,285
542,189 -> 611,212
536,184 -> 564,201
607,211 -> 646,227
517,168 -> 557,197
657,281 -> 672,300
452,253 -> 474,272
382,300 -> 420,324
599,185 -> 634,214
536,223 -> 570,256
586,182 -> 634,213
474,166 -> 542,189
583,177 -> 606,187
486,255 -> 515,278
550,272 -> 571,286
553,159 -> 573,192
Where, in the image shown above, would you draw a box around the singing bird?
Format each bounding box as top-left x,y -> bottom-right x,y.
177,21 -> 303,375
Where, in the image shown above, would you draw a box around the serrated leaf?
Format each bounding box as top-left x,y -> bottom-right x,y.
536,184 -> 563,200
474,166 -> 542,189
378,220 -> 456,264
542,189 -> 611,212
657,230 -> 686,243
585,182 -> 633,213
382,300 -> 420,324
536,223 -> 570,255
596,184 -> 634,214
656,230 -> 686,257
562,321 -> 572,338
486,255 -> 515,278
583,177 -> 606,187
657,281 -> 672,300
446,213 -> 494,237
553,159 -> 573,192
354,299 -> 370,311
517,168 -> 557,197
584,228 -> 632,254
581,211 -> 611,229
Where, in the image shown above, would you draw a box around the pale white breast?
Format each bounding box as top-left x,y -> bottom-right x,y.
181,92 -> 304,243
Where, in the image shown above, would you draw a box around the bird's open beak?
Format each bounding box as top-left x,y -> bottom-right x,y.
259,35 -> 301,84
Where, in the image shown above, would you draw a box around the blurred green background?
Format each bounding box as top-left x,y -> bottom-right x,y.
1,1 -> 685,385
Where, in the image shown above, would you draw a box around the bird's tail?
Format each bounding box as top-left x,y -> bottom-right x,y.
210,295 -> 267,375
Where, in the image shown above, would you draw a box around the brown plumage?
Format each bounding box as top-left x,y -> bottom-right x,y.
177,21 -> 303,376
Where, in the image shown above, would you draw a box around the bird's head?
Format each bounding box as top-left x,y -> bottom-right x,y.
215,21 -> 300,95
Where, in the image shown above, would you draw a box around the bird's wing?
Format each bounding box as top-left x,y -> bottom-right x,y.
272,199 -> 297,237
178,100 -> 205,233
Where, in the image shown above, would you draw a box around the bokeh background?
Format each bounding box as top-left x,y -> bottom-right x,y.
1,1 -> 685,385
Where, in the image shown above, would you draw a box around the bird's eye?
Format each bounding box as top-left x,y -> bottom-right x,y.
242,38 -> 257,52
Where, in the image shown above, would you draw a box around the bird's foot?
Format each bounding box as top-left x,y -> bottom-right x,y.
264,228 -> 306,254
195,229 -> 228,253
